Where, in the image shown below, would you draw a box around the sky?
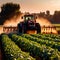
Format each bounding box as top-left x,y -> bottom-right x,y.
0,0 -> 60,14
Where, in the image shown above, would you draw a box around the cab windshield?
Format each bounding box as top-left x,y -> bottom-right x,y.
24,15 -> 34,21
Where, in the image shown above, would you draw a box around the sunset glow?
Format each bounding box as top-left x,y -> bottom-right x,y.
0,0 -> 60,14
0,0 -> 59,34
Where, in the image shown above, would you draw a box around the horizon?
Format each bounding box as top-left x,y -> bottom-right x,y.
0,0 -> 60,14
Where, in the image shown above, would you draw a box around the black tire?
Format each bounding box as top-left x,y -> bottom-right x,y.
18,23 -> 27,33
17,23 -> 22,33
36,23 -> 41,33
23,23 -> 27,33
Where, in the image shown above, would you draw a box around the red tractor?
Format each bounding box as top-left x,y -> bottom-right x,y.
18,14 -> 41,34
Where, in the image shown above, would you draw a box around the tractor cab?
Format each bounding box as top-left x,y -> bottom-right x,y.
24,15 -> 35,21
23,15 -> 36,24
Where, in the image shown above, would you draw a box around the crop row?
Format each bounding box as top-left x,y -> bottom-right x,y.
1,34 -> 35,60
9,34 -> 60,60
31,34 -> 60,42
21,34 -> 60,51
41,34 -> 60,39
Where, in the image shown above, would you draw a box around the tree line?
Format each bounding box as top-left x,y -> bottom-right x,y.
38,10 -> 60,24
0,3 -> 60,25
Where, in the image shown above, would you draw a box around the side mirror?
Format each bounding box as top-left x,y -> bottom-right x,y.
21,16 -> 23,19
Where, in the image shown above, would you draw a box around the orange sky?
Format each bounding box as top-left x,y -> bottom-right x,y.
0,0 -> 60,14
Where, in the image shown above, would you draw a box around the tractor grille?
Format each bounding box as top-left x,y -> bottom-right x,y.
30,23 -> 34,25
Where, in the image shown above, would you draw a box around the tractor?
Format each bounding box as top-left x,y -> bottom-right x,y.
18,14 -> 41,34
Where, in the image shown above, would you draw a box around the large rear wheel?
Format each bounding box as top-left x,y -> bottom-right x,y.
18,23 -> 27,33
36,23 -> 41,33
23,23 -> 27,33
17,23 -> 22,33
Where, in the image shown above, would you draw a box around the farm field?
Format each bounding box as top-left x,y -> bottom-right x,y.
0,33 -> 60,60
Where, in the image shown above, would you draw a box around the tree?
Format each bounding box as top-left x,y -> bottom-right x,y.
53,11 -> 60,23
45,10 -> 52,21
1,3 -> 20,18
0,3 -> 21,24
46,10 -> 50,15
